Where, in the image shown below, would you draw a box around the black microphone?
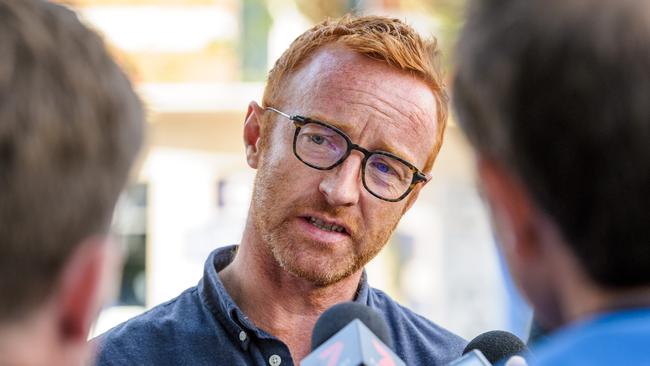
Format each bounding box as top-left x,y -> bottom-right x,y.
301,302 -> 405,366
450,330 -> 528,366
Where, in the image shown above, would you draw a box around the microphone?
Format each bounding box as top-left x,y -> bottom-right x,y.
301,302 -> 405,366
450,330 -> 528,366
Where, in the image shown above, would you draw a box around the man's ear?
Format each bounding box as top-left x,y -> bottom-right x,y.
477,156 -> 541,261
243,101 -> 266,169
56,236 -> 120,343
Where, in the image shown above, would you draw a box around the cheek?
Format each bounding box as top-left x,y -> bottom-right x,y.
362,202 -> 404,239
260,120 -> 295,160
524,275 -> 562,330
256,147 -> 322,202
488,202 -> 518,258
257,133 -> 299,182
260,142 -> 289,168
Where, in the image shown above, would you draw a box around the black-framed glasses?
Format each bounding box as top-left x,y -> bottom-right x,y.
265,107 -> 431,202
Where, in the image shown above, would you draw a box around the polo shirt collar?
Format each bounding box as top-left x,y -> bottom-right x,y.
197,245 -> 370,349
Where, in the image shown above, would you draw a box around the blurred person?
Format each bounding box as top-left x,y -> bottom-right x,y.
454,0 -> 650,364
97,15 -> 466,365
0,1 -> 144,365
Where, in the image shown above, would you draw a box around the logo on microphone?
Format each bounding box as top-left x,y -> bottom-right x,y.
318,341 -> 343,366
372,338 -> 396,366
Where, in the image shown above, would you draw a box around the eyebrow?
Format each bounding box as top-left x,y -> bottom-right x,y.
302,112 -> 420,167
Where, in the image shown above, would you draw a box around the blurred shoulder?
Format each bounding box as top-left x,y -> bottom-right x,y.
531,309 -> 650,366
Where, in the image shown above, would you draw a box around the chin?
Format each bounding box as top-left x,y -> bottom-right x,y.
532,308 -> 564,332
289,264 -> 357,287
524,282 -> 565,331
275,246 -> 360,287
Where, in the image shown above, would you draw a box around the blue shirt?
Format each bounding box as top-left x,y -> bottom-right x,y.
530,307 -> 650,366
96,245 -> 466,365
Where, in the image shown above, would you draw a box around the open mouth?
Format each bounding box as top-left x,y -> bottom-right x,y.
304,216 -> 348,235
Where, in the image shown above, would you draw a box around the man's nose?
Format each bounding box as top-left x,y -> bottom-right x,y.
318,153 -> 363,207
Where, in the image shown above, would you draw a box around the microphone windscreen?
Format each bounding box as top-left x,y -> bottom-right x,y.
463,330 -> 528,364
311,302 -> 392,351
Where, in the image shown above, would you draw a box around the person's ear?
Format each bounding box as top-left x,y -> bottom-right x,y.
243,101 -> 266,169
477,156 -> 541,262
56,236 -> 121,344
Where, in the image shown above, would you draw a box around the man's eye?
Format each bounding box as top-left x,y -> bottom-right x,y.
372,161 -> 394,174
376,163 -> 390,173
310,134 -> 326,145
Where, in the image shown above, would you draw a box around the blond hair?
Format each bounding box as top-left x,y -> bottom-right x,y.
263,15 -> 447,171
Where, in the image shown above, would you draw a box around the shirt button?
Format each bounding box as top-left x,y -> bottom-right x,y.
269,354 -> 282,366
238,331 -> 247,342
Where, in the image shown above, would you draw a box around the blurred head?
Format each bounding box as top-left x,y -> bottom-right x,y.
454,0 -> 650,326
0,0 -> 143,364
244,15 -> 444,286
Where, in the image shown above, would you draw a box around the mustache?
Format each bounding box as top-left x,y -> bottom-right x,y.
290,196 -> 362,237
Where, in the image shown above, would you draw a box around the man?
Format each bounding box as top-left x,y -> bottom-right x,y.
454,0 -> 650,364
0,1 -> 144,366
97,15 -> 466,365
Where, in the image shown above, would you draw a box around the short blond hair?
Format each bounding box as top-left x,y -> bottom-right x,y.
263,15 -> 447,171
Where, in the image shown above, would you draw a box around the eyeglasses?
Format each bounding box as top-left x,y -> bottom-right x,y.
265,107 -> 430,202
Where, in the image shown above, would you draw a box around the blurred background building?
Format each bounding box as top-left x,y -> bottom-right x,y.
56,0 -> 531,342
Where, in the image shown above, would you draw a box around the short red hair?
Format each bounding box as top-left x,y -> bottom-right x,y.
263,15 -> 447,171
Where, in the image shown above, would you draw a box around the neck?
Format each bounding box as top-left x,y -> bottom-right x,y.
562,280 -> 650,324
550,240 -> 650,325
219,217 -> 363,362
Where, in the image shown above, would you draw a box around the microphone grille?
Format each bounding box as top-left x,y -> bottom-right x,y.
463,330 -> 528,364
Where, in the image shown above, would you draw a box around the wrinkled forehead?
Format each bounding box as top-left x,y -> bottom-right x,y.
275,46 -> 439,168
282,46 -> 436,107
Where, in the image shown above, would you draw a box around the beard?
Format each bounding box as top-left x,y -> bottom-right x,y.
251,157 -> 400,287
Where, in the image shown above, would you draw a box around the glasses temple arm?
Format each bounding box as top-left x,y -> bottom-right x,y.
415,171 -> 432,183
265,107 -> 292,120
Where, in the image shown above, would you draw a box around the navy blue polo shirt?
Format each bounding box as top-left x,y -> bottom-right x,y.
96,245 -> 466,365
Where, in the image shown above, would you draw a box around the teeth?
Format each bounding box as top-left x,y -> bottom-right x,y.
309,217 -> 345,233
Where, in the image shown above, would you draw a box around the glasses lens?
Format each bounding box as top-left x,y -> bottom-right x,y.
295,122 -> 348,168
364,153 -> 413,200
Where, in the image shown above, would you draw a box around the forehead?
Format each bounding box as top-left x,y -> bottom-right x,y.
278,45 -> 438,168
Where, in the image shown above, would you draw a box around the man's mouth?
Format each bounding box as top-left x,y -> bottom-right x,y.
306,216 -> 348,234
